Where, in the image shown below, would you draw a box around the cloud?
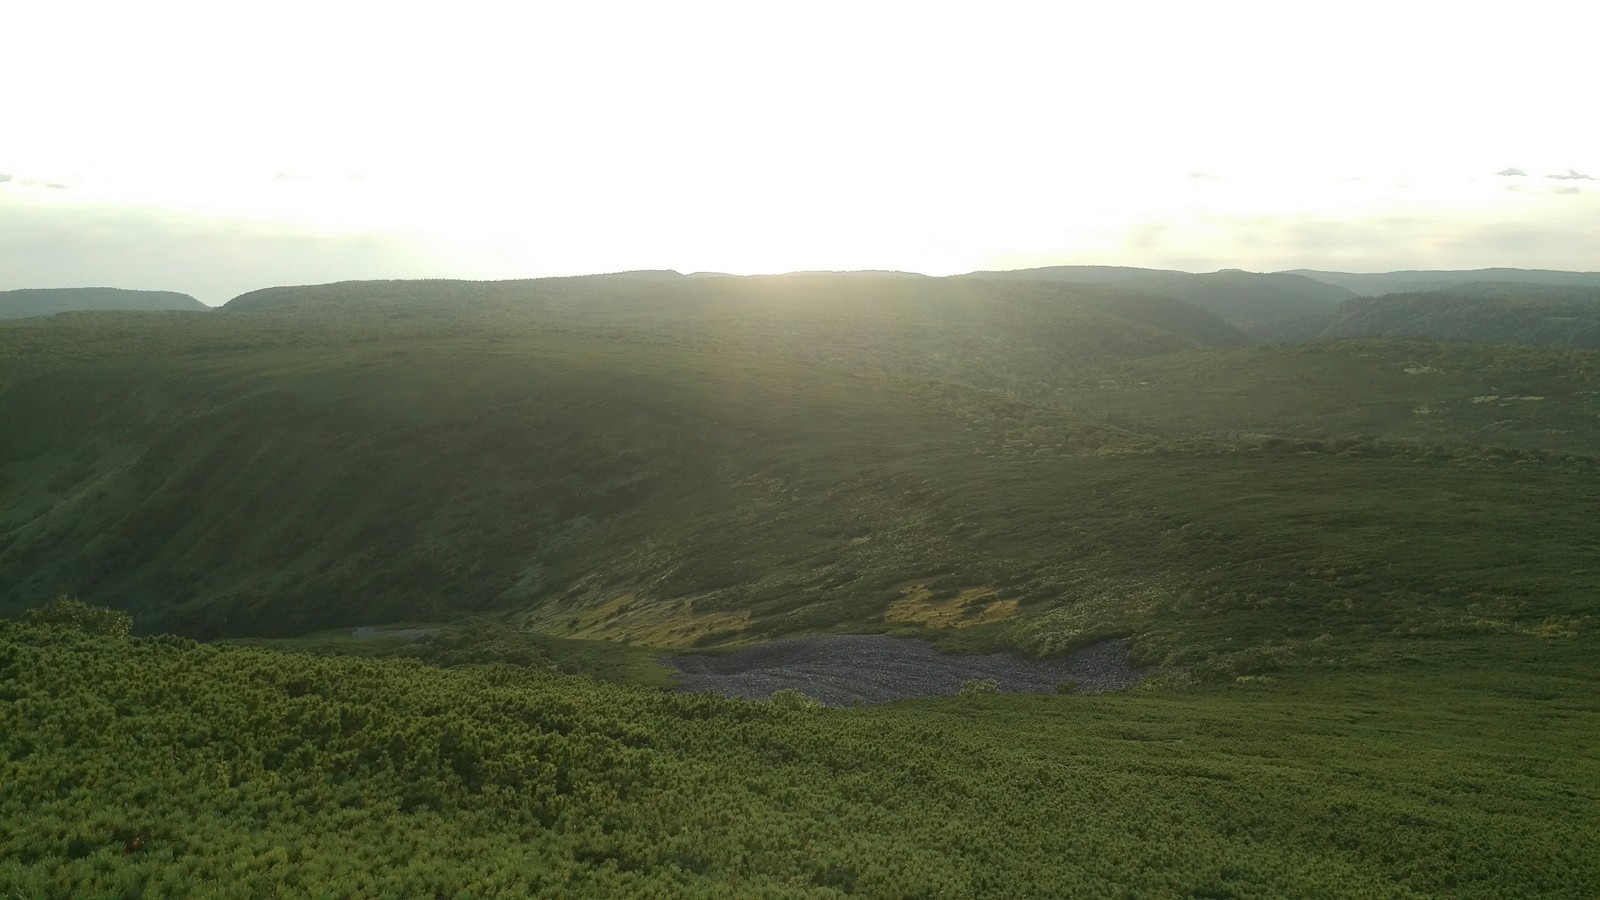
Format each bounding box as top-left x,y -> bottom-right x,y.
1507,182 -> 1596,196
1163,194 -> 1600,273
1546,169 -> 1594,181
0,173 -> 75,190
1496,167 -> 1527,176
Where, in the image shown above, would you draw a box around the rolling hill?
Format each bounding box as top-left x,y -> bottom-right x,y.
1287,267 -> 1600,296
4,268 -> 1599,897
1321,283 -> 1600,348
0,287 -> 208,319
961,265 -> 1354,337
216,271 -> 1250,404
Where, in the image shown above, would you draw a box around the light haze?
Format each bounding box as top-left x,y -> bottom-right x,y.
2,0 -> 1596,304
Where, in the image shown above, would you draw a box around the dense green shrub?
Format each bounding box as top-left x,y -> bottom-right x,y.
959,678 -> 1000,696
2,621 -> 1596,897
23,594 -> 132,637
766,688 -> 823,710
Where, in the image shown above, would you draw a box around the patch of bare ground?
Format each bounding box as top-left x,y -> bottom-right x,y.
663,634 -> 1148,706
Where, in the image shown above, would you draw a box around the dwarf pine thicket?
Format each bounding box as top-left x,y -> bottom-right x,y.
3,618 -> 1596,897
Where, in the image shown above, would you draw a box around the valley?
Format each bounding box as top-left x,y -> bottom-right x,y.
2,268 -> 1597,896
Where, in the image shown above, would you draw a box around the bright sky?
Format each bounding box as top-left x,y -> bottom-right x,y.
3,0 -> 1597,304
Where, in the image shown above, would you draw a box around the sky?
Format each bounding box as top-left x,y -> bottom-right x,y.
3,0 -> 1597,305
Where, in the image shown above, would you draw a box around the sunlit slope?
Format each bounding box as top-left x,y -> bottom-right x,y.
2,315 -> 1596,674
222,272 -> 1248,351
0,332 -> 993,635
221,271 -> 1248,398
0,287 -> 208,319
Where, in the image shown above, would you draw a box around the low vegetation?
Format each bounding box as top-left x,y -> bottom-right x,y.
1323,283 -> 1600,349
3,619 -> 1595,897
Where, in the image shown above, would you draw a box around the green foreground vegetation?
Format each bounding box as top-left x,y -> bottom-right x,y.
3,621 -> 1596,897
2,271 -> 1598,895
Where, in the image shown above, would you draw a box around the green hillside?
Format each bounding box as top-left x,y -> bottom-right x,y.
2,274 -> 1595,672
1322,283 -> 1600,348
1288,267 -> 1600,297
219,271 -> 1248,401
3,270 -> 1599,896
0,287 -> 208,319
1053,340 -> 1600,455
963,265 -> 1353,336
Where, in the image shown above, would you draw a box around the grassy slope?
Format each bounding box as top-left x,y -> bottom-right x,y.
3,622 -> 1595,898
1053,340 -> 1600,454
0,329 -> 998,635
3,272 -> 1245,640
1,327 -> 1593,675
1,283 -> 1596,676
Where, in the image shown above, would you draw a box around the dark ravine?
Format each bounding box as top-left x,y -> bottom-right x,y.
663,635 -> 1148,706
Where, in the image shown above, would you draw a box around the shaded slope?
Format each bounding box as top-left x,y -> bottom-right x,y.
1322,283 -> 1600,348
1052,340 -> 1600,455
962,265 -> 1353,334
0,287 -> 207,319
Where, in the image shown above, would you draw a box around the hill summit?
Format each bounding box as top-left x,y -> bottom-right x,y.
0,287 -> 207,319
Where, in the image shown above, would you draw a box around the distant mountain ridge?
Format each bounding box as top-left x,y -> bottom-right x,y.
0,287 -> 207,319
201,271 -> 1253,413
960,266 -> 1355,337
221,271 -> 688,314
1286,268 -> 1600,297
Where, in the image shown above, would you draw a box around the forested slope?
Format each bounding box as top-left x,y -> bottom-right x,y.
963,265 -> 1353,337
1322,283 -> 1600,348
